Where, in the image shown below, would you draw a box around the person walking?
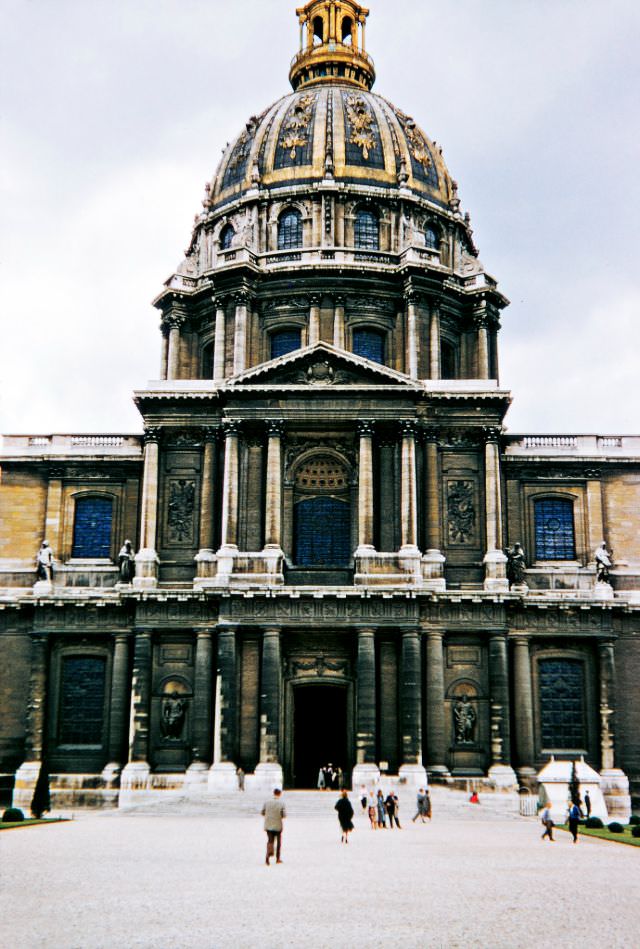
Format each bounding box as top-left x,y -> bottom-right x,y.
317,766 -> 325,791
584,790 -> 591,818
568,801 -> 581,843
261,788 -> 286,865
236,766 -> 245,791
376,788 -> 387,828
385,791 -> 401,829
335,789 -> 355,843
423,788 -> 432,820
540,803 -> 554,841
359,784 -> 367,812
412,788 -> 427,823
367,788 -> 377,829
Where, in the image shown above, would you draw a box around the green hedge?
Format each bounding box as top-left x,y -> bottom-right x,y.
1,807 -> 24,823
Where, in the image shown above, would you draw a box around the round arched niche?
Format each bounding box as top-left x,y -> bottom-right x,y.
158,675 -> 192,742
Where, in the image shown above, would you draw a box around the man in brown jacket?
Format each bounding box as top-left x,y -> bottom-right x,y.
261,787 -> 286,865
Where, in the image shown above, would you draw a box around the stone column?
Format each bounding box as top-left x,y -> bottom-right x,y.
187,629 -> 214,785
475,304 -> 490,379
264,422 -> 284,549
333,296 -> 346,349
121,630 -> 152,791
167,314 -> 185,380
13,634 -> 49,809
104,633 -> 131,779
422,428 -> 445,590
308,294 -> 321,345
219,421 -> 240,551
598,640 -> 631,815
425,630 -> 449,776
213,298 -> 226,382
488,633 -> 516,786
232,292 -> 249,375
134,427 -> 160,589
255,627 -> 283,787
400,421 -> 419,551
429,302 -> 441,379
483,427 -> 508,591
159,325 -> 169,380
357,421 -> 375,551
209,627 -> 238,790
512,636 -> 535,780
405,292 -> 419,379
399,627 -> 427,785
195,427 -> 219,582
353,628 -> 379,785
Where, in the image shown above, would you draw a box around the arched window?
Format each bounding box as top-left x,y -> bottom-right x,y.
201,341 -> 214,379
220,224 -> 235,250
59,655 -> 107,745
424,225 -> 439,250
534,498 -> 576,560
278,209 -> 303,250
353,328 -> 385,364
341,16 -> 353,44
271,328 -> 302,359
539,658 -> 585,749
441,340 -> 457,379
313,16 -> 324,44
293,455 -> 351,567
72,497 -> 113,558
354,209 -> 379,250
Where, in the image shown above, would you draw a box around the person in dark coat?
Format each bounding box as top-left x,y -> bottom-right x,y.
335,789 -> 354,843
584,790 -> 591,817
385,791 -> 401,829
568,801 -> 581,843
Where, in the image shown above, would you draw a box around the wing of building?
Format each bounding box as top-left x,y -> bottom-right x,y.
1,1 -> 638,814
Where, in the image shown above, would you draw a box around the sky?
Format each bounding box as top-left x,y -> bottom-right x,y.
1,0 -> 639,436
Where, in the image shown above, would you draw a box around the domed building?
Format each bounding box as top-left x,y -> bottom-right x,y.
1,1 -> 638,812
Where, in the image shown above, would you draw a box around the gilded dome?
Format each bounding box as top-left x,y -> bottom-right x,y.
210,85 -> 453,213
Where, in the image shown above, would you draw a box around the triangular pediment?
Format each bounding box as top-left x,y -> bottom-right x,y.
227,342 -> 418,388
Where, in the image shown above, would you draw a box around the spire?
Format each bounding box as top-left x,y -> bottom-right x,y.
289,1 -> 376,91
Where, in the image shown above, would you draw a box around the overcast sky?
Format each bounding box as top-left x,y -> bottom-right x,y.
2,0 -> 639,436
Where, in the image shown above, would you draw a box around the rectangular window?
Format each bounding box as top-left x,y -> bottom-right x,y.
59,656 -> 106,745
534,498 -> 575,560
539,658 -> 585,749
72,497 -> 113,558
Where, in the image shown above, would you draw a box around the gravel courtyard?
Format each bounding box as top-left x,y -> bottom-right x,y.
1,791 -> 637,949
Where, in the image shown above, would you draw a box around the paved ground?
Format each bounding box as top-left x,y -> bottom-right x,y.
1,791 -> 637,949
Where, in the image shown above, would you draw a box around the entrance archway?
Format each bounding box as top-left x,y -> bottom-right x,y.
291,684 -> 349,788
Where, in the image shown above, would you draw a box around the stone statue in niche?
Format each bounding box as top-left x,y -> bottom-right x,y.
454,694 -> 477,744
167,480 -> 195,544
446,480 -> 476,544
118,539 -> 135,582
161,693 -> 187,740
36,540 -> 54,581
595,541 -> 613,584
506,542 -> 527,587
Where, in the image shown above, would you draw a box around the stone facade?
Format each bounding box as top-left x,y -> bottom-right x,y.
1,1 -> 638,812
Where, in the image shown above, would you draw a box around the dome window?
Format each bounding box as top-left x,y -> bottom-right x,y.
354,208 -> 379,250
341,17 -> 354,45
278,209 -> 303,250
424,225 -> 439,250
201,341 -> 214,379
313,16 -> 324,45
271,328 -> 301,359
440,340 -> 457,379
353,328 -> 385,365
220,224 -> 235,250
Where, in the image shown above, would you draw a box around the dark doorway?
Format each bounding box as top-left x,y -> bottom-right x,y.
292,685 -> 348,788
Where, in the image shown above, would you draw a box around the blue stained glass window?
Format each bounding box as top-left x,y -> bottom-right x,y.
534,499 -> 575,560
220,224 -> 235,249
539,658 -> 585,749
59,656 -> 106,745
72,497 -> 113,558
294,496 -> 351,567
271,329 -> 301,359
353,328 -> 384,364
424,226 -> 439,250
354,209 -> 379,250
278,210 -> 303,250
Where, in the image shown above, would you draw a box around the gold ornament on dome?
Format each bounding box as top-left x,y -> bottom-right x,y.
280,93 -> 315,159
395,108 -> 432,171
346,93 -> 376,160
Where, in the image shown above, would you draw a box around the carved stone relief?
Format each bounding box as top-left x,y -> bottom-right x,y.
167,479 -> 196,544
446,479 -> 476,544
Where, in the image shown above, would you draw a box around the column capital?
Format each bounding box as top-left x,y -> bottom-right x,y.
195,628 -> 214,640
201,425 -> 220,444
357,420 -> 375,438
165,311 -> 187,331
422,424 -> 440,444
232,289 -> 253,307
309,293 -> 322,307
399,419 -> 418,438
266,420 -> 285,438
357,626 -> 377,637
400,625 -> 420,638
482,425 -> 503,443
222,420 -> 242,438
143,426 -> 161,445
113,631 -> 131,644
405,290 -> 421,307
333,294 -> 346,308
511,634 -> 531,646
262,626 -> 282,637
212,294 -> 227,310
425,628 -> 445,641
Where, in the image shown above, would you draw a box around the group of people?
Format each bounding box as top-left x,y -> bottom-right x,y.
317,763 -> 344,790
360,787 -> 402,829
540,791 -> 592,844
